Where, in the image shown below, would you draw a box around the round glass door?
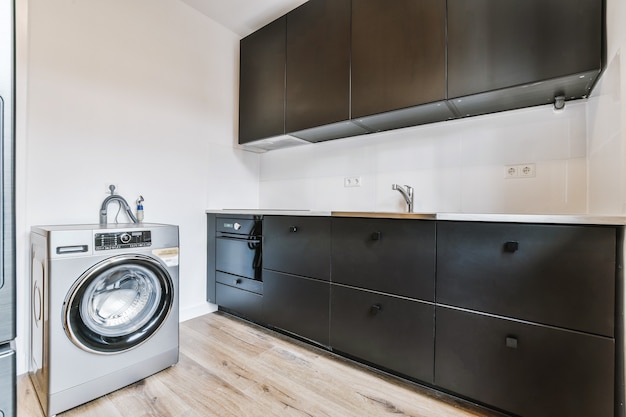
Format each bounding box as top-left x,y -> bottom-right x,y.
63,254 -> 174,354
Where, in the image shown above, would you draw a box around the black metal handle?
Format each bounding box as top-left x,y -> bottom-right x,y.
504,241 -> 519,253
235,278 -> 243,285
505,336 -> 518,349
289,226 -> 298,233
369,304 -> 382,315
371,231 -> 382,241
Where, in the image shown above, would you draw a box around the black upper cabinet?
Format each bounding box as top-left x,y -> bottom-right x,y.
351,0 -> 453,131
239,0 -> 604,147
238,17 -> 286,144
448,0 -> 603,116
286,0 -> 364,141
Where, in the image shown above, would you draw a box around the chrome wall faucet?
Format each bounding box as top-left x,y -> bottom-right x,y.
392,184 -> 414,213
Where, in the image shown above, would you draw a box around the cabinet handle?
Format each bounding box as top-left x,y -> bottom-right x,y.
371,231 -> 382,241
505,336 -> 518,349
369,304 -> 382,315
503,241 -> 519,253
289,226 -> 298,233
235,278 -> 243,285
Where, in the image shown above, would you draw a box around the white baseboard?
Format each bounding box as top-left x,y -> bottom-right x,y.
179,302 -> 217,322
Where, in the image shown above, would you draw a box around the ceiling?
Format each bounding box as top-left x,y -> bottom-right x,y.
179,0 -> 308,37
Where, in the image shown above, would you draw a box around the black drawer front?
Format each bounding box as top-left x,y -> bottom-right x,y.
216,283 -> 264,323
215,237 -> 261,280
435,307 -> 614,417
436,221 -> 616,336
263,270 -> 330,346
332,218 -> 435,300
263,216 -> 330,280
216,272 -> 263,295
330,284 -> 434,383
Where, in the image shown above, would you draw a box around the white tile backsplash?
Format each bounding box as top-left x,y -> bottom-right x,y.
207,143 -> 259,209
260,101 -> 593,214
587,49 -> 624,214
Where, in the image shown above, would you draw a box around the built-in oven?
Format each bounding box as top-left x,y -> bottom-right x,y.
215,217 -> 262,294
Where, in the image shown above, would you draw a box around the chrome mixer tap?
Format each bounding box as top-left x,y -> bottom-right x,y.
392,184 -> 414,213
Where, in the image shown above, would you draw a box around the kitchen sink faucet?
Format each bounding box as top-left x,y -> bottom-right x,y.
392,184 -> 414,213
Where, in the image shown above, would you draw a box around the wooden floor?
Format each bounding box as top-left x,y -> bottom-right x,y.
18,311 -> 502,417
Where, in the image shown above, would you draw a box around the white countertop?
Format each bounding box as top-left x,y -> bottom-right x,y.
433,212 -> 626,225
206,209 -> 332,216
206,209 -> 626,225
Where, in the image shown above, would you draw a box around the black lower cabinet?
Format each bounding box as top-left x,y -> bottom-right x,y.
436,221 -> 616,337
331,217 -> 436,300
216,283 -> 264,324
263,270 -> 330,346
330,285 -> 434,383
435,306 -> 614,417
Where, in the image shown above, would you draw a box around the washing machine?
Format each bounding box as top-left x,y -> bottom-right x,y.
30,223 -> 179,417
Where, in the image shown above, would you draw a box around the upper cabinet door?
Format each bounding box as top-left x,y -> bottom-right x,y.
448,0 -> 603,99
351,0 -> 447,119
239,17 -> 286,144
285,0 -> 351,133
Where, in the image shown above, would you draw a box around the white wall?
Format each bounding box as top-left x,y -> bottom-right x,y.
15,0 -> 259,374
587,0 -> 626,214
260,100 -> 588,215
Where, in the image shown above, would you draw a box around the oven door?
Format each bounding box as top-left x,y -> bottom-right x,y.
215,236 -> 262,281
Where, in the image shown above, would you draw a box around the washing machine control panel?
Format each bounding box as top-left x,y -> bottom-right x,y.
95,231 -> 152,250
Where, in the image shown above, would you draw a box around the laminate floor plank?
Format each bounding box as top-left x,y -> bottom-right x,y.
18,311 -> 500,417
163,354 -> 256,417
179,323 -> 271,398
17,376 -> 51,417
104,371 -> 203,417
181,323 -> 323,416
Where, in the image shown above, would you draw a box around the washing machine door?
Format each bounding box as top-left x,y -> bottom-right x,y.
63,254 -> 174,354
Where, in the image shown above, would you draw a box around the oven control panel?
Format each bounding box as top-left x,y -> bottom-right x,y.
95,230 -> 152,250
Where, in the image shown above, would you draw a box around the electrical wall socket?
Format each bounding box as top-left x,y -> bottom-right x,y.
344,176 -> 362,187
505,166 -> 518,178
519,164 -> 536,177
505,164 -> 536,179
